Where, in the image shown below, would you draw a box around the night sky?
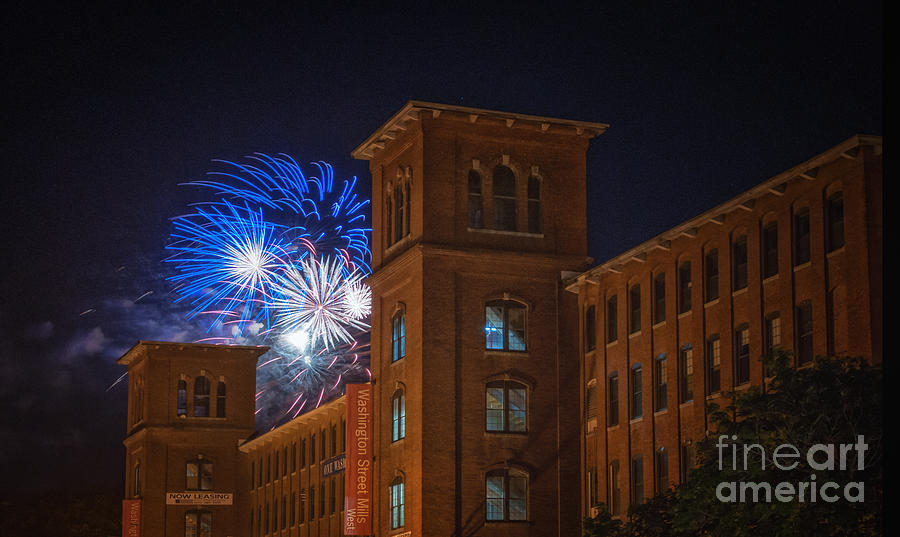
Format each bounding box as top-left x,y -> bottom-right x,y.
1,3 -> 882,497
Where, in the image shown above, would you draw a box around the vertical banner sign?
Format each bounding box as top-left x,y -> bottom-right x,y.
344,383 -> 372,535
121,499 -> 141,537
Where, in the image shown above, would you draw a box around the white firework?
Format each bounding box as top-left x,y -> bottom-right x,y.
341,278 -> 371,320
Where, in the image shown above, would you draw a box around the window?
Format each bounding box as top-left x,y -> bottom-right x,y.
250,461 -> 255,490
608,461 -> 621,515
390,477 -> 405,528
587,467 -> 598,507
629,284 -> 641,334
585,381 -> 598,424
485,300 -> 526,351
631,456 -> 644,505
655,447 -> 668,494
331,425 -> 337,457
793,209 -> 811,265
765,313 -> 781,374
177,379 -> 187,417
299,486 -> 305,523
527,175 -> 541,233
330,478 -> 336,514
585,305 -> 596,351
680,442 -> 694,483
291,443 -> 297,473
291,492 -> 296,526
468,170 -> 483,228
630,365 -> 642,419
678,261 -> 692,313
486,380 -> 527,432
273,499 -> 278,532
493,165 -> 517,231
486,469 -> 527,521
394,181 -> 404,244
385,193 -> 393,248
706,336 -> 721,394
827,192 -> 844,251
763,222 -> 778,278
704,249 -> 719,302
679,345 -> 693,403
266,454 -> 270,482
274,449 -> 279,478
186,459 -> 213,491
133,463 -> 141,497
653,273 -> 666,324
735,325 -> 750,385
797,301 -> 814,365
607,295 -> 618,343
319,482 -> 325,518
185,510 -> 211,537
732,235 -> 748,291
310,434 -> 316,465
608,373 -> 619,426
392,389 -> 406,441
300,438 -> 306,467
320,430 -> 325,463
215,381 -> 226,418
258,457 -> 262,487
308,486 -> 315,520
654,354 -> 667,412
391,311 -> 406,362
194,376 -> 210,417
283,446 -> 288,477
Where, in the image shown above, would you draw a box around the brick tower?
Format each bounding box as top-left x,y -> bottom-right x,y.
353,101 -> 606,536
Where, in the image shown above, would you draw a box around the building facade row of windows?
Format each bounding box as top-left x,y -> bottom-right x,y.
468,164 -> 542,234
250,477 -> 342,536
176,375 -> 227,418
249,422 -> 345,489
597,443 -> 693,514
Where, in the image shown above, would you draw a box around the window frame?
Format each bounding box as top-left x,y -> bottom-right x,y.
485,468 -> 528,522
732,235 -> 748,291
762,221 -> 779,279
704,249 -> 719,303
391,389 -> 406,442
630,364 -> 642,420
484,299 -> 527,352
390,476 -> 405,529
734,324 -> 751,385
654,353 -> 667,412
485,380 -> 528,433
391,310 -> 406,362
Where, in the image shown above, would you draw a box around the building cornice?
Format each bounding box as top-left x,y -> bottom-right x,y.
117,340 -> 269,366
239,395 -> 347,452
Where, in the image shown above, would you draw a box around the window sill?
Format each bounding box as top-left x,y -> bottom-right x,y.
628,330 -> 642,339
485,350 -> 529,359
468,227 -> 544,238
762,274 -> 779,284
732,287 -> 748,297
385,235 -> 412,254
793,261 -> 811,272
677,310 -> 692,319
607,424 -> 620,432
484,430 -> 529,437
679,400 -> 694,408
705,392 -> 722,400
652,321 -> 666,330
704,298 -> 719,308
606,339 -> 619,348
653,408 -> 668,416
826,246 -> 845,258
484,520 -> 532,527
733,382 -> 751,391
629,416 -> 643,425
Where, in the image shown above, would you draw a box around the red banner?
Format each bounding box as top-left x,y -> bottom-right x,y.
121,499 -> 141,537
344,383 -> 372,535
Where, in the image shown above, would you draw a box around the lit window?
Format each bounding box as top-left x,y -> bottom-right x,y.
629,284 -> 641,334
763,222 -> 778,278
827,192 -> 844,252
186,459 -> 213,491
392,389 -> 406,442
630,365 -> 642,419
193,376 -> 210,417
797,301 -> 814,364
391,311 -> 406,362
732,236 -> 748,291
485,300 -> 526,351
793,209 -> 811,265
177,379 -> 187,417
486,469 -> 527,521
185,510 -> 211,537
390,477 -> 405,529
678,261 -> 692,313
492,165 -> 517,231
679,345 -> 693,403
654,354 -> 667,412
704,249 -> 718,302
527,176 -> 541,233
706,336 -> 721,394
735,325 -> 750,385
468,170 -> 483,229
216,381 -> 226,418
486,380 -> 527,432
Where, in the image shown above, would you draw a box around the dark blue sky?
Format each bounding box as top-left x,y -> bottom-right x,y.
0,2 -> 882,495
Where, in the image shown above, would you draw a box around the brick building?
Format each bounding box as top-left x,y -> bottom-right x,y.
566,134 -> 882,517
118,103 -> 882,536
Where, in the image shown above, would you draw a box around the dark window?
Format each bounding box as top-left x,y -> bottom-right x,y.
291,443 -> 297,473
133,463 -> 141,497
391,311 -> 406,362
630,365 -> 642,419
678,261 -> 692,313
392,389 -> 406,441
827,192 -> 844,251
587,467 -> 598,507
385,195 -> 393,247
186,459 -> 213,491
393,182 -> 403,244
299,487 -> 305,523
653,273 -> 666,324
527,176 -> 541,233
679,345 -> 693,403
468,170 -> 483,229
266,454 -> 270,482
680,442 -> 693,483
330,478 -> 336,514
291,492 -> 296,526
763,222 -> 778,278
215,381 -> 226,418
310,434 -> 316,465
308,486 -> 315,520
797,301 -> 814,365
631,456 -> 644,505
485,469 -> 528,521
283,447 -> 288,477
258,457 -> 262,487
273,498 -> 278,531
654,354 -> 667,412
177,379 -> 187,416
765,313 -> 782,375
250,461 -> 254,490
403,179 -> 410,238
331,425 -> 337,457
493,165 -> 517,231
193,376 -> 210,417
585,305 -> 596,351
390,477 -> 405,528
735,325 -> 751,385
655,448 -> 668,494
485,300 -> 527,351
704,249 -> 719,302
793,209 -> 811,265
319,482 -> 325,517
608,373 -> 619,426
185,510 -> 211,537
300,438 -> 306,467
706,336 -> 721,394
629,284 -> 641,334
609,461 -> 621,515
732,236 -> 748,291
607,295 -> 618,343
319,430 -> 325,463
274,450 -> 279,478
486,380 -> 527,432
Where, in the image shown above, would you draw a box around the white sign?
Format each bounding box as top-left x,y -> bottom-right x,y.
166,492 -> 233,505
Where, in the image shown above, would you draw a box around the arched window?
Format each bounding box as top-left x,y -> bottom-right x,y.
133,462 -> 141,497
216,380 -> 226,418
391,389 -> 406,442
677,261 -> 692,313
826,191 -> 844,251
629,284 -> 641,334
390,476 -> 405,529
185,510 -> 211,537
492,165 -> 517,231
485,380 -> 527,432
391,311 -> 406,362
527,176 -> 541,233
194,376 -> 210,417
186,458 -> 213,491
468,170 -> 483,228
704,249 -> 719,302
732,235 -> 748,291
762,221 -> 778,278
793,208 -> 811,265
485,468 -> 528,521
177,379 -> 187,417
585,305 -> 596,352
385,193 -> 393,248
485,299 -> 526,351
394,181 -> 404,244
